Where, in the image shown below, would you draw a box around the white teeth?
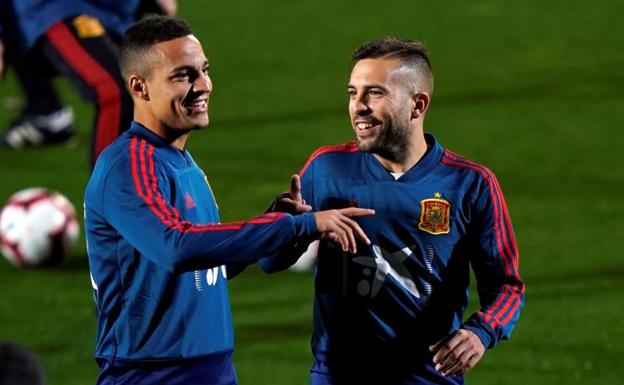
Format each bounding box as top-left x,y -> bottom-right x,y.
356,122 -> 372,129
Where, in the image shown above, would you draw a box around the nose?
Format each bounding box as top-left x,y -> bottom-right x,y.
351,93 -> 371,116
193,72 -> 212,94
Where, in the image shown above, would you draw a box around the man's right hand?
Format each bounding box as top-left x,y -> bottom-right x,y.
314,208 -> 374,254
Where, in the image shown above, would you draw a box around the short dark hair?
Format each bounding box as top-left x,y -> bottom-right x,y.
0,342 -> 46,385
119,16 -> 194,80
352,37 -> 433,93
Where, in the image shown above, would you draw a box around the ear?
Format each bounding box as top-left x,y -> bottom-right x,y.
410,92 -> 430,119
128,74 -> 150,101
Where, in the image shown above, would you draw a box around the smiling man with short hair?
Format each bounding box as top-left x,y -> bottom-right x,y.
84,16 -> 374,385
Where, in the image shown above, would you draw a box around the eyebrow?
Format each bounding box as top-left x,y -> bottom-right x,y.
171,61 -> 210,74
347,84 -> 387,90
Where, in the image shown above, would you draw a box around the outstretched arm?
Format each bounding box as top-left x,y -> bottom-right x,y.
261,174 -> 373,272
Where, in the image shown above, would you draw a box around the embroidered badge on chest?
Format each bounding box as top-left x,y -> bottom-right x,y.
418,192 -> 451,235
72,15 -> 105,38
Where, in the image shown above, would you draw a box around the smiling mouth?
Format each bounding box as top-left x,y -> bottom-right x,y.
354,121 -> 380,137
183,99 -> 208,114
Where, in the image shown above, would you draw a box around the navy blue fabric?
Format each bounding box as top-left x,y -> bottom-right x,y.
0,0 -> 140,58
96,349 -> 237,385
295,134 -> 523,382
310,359 -> 464,385
85,122 -> 317,384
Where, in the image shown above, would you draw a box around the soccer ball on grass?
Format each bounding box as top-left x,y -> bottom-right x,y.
0,188 -> 79,267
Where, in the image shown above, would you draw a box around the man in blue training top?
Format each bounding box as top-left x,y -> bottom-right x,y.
265,37 -> 525,385
84,16 -> 374,385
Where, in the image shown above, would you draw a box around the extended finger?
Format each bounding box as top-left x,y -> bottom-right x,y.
338,214 -> 369,250
289,174 -> 303,202
279,198 -> 312,212
339,207 -> 375,217
346,217 -> 371,246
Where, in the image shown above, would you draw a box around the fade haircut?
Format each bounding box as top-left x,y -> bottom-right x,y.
119,16 -> 194,81
352,37 -> 433,94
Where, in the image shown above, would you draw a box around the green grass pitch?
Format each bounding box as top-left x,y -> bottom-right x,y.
1,1 -> 623,384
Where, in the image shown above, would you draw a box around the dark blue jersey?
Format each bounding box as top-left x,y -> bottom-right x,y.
84,122 -> 316,385
294,134 -> 524,382
0,0 -> 140,58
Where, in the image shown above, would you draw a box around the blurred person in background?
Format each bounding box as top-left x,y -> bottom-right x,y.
0,0 -> 176,168
0,341 -> 46,385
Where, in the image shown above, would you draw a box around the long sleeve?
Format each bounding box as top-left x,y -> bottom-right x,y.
94,151 -> 317,274
461,170 -> 525,349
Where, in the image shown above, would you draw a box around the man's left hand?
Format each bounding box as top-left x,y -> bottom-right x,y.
429,329 -> 485,377
268,174 -> 312,214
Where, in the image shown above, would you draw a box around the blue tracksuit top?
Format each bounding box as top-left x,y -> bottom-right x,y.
267,134 -> 525,381
84,122 -> 316,370
0,0 -> 140,58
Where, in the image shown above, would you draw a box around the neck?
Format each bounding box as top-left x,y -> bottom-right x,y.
135,112 -> 190,150
374,133 -> 428,173
169,134 -> 189,151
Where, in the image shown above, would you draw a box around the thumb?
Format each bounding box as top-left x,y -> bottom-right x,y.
429,337 -> 445,352
290,174 -> 303,202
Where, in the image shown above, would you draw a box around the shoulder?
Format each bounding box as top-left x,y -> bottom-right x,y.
299,141 -> 361,175
89,133 -> 169,193
439,149 -> 499,182
86,135 -> 134,201
438,149 -> 507,202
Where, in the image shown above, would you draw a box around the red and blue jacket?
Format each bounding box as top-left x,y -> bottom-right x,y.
0,0 -> 140,58
272,134 -> 525,382
84,122 -> 316,385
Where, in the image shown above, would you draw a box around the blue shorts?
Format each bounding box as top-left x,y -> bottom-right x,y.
310,359 -> 464,385
95,349 -> 237,385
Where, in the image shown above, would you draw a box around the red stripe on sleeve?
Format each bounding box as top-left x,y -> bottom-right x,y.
441,151 -> 523,328
129,137 -> 286,233
145,143 -> 181,225
443,151 -> 518,276
130,137 -> 176,227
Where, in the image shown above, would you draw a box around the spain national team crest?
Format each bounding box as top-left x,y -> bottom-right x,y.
73,15 -> 105,39
418,192 -> 451,235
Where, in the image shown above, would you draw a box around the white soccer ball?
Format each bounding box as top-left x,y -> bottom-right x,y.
0,188 -> 79,267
